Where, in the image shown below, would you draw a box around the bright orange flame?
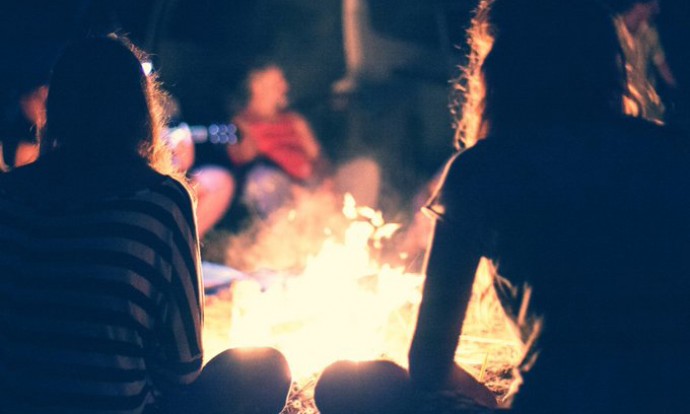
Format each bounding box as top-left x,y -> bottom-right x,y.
226,194 -> 420,379
204,192 -> 535,411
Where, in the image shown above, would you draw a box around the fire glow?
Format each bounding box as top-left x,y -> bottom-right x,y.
203,193 -> 536,411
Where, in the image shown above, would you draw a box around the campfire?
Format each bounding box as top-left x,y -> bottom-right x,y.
202,191 -> 538,413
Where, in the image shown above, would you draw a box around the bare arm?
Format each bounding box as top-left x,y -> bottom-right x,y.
227,118 -> 260,165
409,218 -> 498,408
292,114 -> 321,161
648,26 -> 677,90
408,151 -> 497,408
409,217 -> 481,391
656,60 -> 678,89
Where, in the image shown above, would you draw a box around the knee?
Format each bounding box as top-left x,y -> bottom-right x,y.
213,170 -> 236,199
314,360 -> 411,414
207,346 -> 291,385
245,166 -> 290,194
243,165 -> 294,215
194,166 -> 236,199
193,347 -> 292,414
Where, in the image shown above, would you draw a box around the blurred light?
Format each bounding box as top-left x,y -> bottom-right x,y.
141,61 -> 154,76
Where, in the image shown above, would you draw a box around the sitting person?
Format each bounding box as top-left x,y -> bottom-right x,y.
0,82 -> 47,171
191,163 -> 236,238
410,0 -> 690,412
229,62 -> 380,218
315,0 -> 690,413
162,96 -> 236,239
0,36 -> 291,414
610,0 -> 678,122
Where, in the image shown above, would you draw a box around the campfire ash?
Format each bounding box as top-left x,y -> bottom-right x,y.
202,191 -> 539,413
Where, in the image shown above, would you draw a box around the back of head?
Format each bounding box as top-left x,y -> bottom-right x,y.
457,0 -> 626,146
607,0 -> 655,14
43,36 -> 160,163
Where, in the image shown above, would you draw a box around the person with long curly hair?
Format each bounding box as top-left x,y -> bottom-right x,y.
0,36 -> 291,414
315,1 -> 690,413
410,0 -> 690,412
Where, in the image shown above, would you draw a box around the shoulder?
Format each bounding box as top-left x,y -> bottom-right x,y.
640,22 -> 660,42
156,174 -> 194,200
151,176 -> 196,221
429,143 -> 495,219
442,140 -> 499,186
133,175 -> 199,248
233,110 -> 263,128
281,111 -> 308,125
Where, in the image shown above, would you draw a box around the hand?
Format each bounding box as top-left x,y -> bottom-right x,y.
445,364 -> 498,409
227,132 -> 259,164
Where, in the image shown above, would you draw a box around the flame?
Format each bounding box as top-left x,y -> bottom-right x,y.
225,194 -> 420,378
204,192 -> 535,411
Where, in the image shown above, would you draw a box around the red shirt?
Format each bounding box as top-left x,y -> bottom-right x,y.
238,111 -> 315,180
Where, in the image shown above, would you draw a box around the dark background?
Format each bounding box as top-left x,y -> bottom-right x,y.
1,0 -> 688,213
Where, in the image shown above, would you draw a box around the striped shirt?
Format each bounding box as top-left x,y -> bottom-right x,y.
0,156 -> 203,413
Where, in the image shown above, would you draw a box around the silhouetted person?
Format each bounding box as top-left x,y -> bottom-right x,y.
315,0 -> 690,413
410,0 -> 690,413
0,83 -> 46,171
0,36 -> 291,414
610,0 -> 678,122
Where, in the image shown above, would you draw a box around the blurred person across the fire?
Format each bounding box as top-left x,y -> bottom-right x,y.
228,62 -> 380,218
0,36 -> 291,414
610,0 -> 678,122
409,0 -> 690,413
0,83 -> 47,171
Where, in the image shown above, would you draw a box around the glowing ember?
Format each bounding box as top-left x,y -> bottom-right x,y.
203,192 -> 537,412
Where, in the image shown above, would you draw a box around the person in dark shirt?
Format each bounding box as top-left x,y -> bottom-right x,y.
315,1 -> 690,413
409,0 -> 690,413
609,0 -> 678,122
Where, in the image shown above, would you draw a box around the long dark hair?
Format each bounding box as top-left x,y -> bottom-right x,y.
41,36 -> 173,174
455,0 -> 628,148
